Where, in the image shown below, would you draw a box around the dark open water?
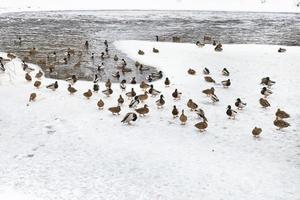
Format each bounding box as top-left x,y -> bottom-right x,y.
0,10 -> 299,82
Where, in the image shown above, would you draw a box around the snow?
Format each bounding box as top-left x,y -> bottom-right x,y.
1,41 -> 300,200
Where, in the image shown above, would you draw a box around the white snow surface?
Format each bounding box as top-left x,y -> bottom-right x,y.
0,41 -> 300,200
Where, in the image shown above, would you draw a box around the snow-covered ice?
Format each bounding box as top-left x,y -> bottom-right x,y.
0,41 -> 300,199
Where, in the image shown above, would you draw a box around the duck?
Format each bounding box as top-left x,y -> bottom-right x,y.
102,87 -> 113,97
222,68 -> 230,76
100,52 -> 109,59
108,106 -> 121,115
172,89 -> 182,100
172,105 -> 179,118
118,95 -> 124,106
211,94 -> 219,104
194,120 -> 208,132
65,75 -> 77,85
187,99 -> 198,111
97,63 -> 105,71
137,91 -> 148,102
29,93 -> 37,102
126,88 -> 136,99
150,71 -> 163,79
129,96 -> 140,109
91,53 -> 95,59
138,50 -> 145,55
112,71 -> 120,79
120,79 -> 126,91
149,84 -> 161,97
135,61 -> 140,67
261,87 -> 272,97
235,98 -> 247,109
202,87 -> 215,96
226,105 -> 237,119
68,84 -> 77,94
147,75 -> 153,82
195,108 -> 207,122
221,79 -> 231,88
34,80 -> 41,88
25,73 -> 32,82
97,99 -> 104,109
275,109 -> 290,119
215,43 -> 223,52
152,47 -> 159,53
164,77 -> 170,87
93,74 -> 99,83
259,98 -> 271,108
156,95 -> 165,108
188,68 -> 196,75
46,81 -> 58,91
121,112 -> 137,125
140,81 -> 149,91
130,77 -> 137,84
204,76 -> 216,83
139,64 -> 150,71
135,104 -> 149,116
203,67 -> 210,75
93,83 -> 99,92
83,89 -> 92,99
260,77 -> 275,87
252,127 -> 262,138
196,41 -> 205,47
105,79 -> 112,89
179,110 -> 187,125
273,118 -> 290,130
35,70 -> 43,79
113,55 -> 118,61
23,63 -> 35,73
278,48 -> 286,53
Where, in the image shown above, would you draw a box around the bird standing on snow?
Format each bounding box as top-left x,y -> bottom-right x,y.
93,83 -> 99,92
46,81 -> 58,91
252,127 -> 262,138
93,74 -> 99,83
105,79 -> 112,89
179,109 -> 187,125
126,88 -> 136,99
140,81 -> 149,91
137,91 -> 148,102
187,99 -> 198,111
29,93 -> 37,102
211,94 -> 219,104
273,118 -> 290,130
275,109 -> 290,119
35,70 -> 43,79
156,95 -> 165,108
259,98 -> 270,108
121,112 -> 137,125
83,89 -> 92,99
68,84 -> 77,94
65,75 -> 77,85
222,68 -> 230,76
102,87 -> 113,97
202,87 -> 215,96
261,77 -> 275,87
164,77 -> 170,87
235,98 -> 247,109
97,99 -> 104,109
172,105 -> 179,118
261,87 -> 272,97
196,108 -> 207,122
129,96 -> 140,109
204,76 -> 216,83
131,77 -> 137,84
118,95 -> 124,106
203,67 -> 210,75
221,79 -> 231,88
188,68 -> 196,75
194,118 -> 208,132
34,80 -> 41,88
25,73 -> 32,82
120,79 -> 126,91
135,104 -> 149,116
226,105 -> 237,119
108,106 -> 121,115
172,89 -> 182,100
149,85 -> 161,97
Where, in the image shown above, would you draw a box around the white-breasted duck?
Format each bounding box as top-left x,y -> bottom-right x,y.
261,77 -> 275,87
203,67 -> 210,75
97,63 -> 105,71
148,84 -> 161,97
129,96 -> 140,109
221,79 -> 231,88
112,71 -> 120,79
261,87 -> 272,97
46,81 -> 58,91
222,68 -> 230,76
120,79 -> 126,91
235,98 -> 247,109
65,75 -> 77,85
102,87 -> 113,97
121,112 -> 137,125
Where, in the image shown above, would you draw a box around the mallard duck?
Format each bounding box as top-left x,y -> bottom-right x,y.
68,84 -> 77,94
204,76 -> 215,83
29,93 -> 37,102
113,55 -> 118,61
105,79 -> 112,89
222,68 -> 230,76
252,127 -> 262,138
35,70 -> 43,79
203,67 -> 210,75
259,98 -> 270,108
120,79 -> 126,91
23,63 -> 35,73
118,95 -> 124,106
102,87 -> 113,97
97,99 -> 104,109
211,94 -> 219,104
135,61 -> 140,67
129,96 -> 140,109
46,81 -> 58,91
187,99 -> 198,111
226,105 -> 237,119
202,87 -> 215,96
278,48 -> 286,53
221,79 -> 231,88
93,83 -> 99,92
149,85 -> 161,97
34,80 -> 41,88
140,81 -> 149,91
138,50 -> 145,55
273,118 -> 290,130
156,95 -> 165,108
93,74 -> 99,83
235,98 -> 247,109
108,106 -> 121,115
179,109 -> 187,125
131,77 -> 137,84
126,88 -> 136,99
275,109 -> 290,119
260,77 -> 275,87
112,71 -> 120,79
83,89 -> 92,99
121,112 -> 137,125
194,121 -> 208,132
25,73 -> 32,82
261,87 -> 272,97
137,91 -> 148,102
153,48 -> 159,53
172,105 -> 179,118
135,104 -> 149,116
150,71 -> 163,79
195,109 -> 207,122
172,89 -> 182,100
188,68 -> 196,75
215,43 -> 223,52
164,77 -> 170,87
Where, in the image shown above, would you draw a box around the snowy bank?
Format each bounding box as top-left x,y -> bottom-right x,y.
0,41 -> 300,200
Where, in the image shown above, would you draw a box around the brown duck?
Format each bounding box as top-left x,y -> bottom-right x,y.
137,91 -> 148,102
172,105 -> 179,118
29,93 -> 37,102
187,99 -> 198,111
194,121 -> 208,132
274,118 -> 290,130
188,68 -> 196,75
259,98 -> 270,108
164,77 -> 170,87
204,76 -> 215,83
135,104 -> 149,116
202,87 -> 215,96
140,81 -> 149,91
25,73 -> 32,82
252,127 -> 262,137
179,109 -> 187,125
35,70 -> 43,79
68,84 -> 77,94
275,109 -> 290,119
105,79 -> 111,89
108,106 -> 121,115
126,88 -> 136,99
97,99 -> 104,109
118,95 -> 124,106
172,89 -> 182,100
83,89 -> 92,99
34,80 -> 41,88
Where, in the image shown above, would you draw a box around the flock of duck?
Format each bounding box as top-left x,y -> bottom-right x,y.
0,36 -> 291,136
